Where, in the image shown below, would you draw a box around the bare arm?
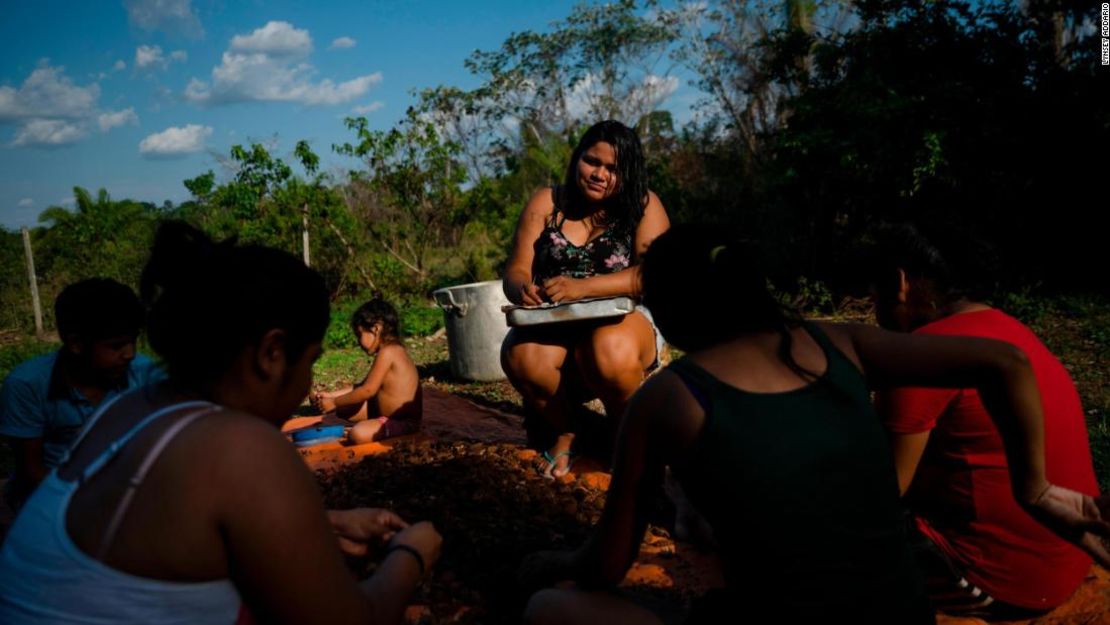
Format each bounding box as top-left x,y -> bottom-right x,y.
888,432 -> 931,495
580,371 -> 701,585
334,347 -> 396,410
213,415 -> 435,624
831,322 -> 1110,564
520,371 -> 698,589
837,323 -> 1047,502
875,385 -> 955,496
503,189 -> 551,306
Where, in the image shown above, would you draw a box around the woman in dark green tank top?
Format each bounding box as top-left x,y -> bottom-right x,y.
519,225 -> 1110,624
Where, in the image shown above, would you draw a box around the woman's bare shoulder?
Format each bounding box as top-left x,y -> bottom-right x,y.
189,409 -> 291,455
168,409 -> 309,505
812,321 -> 867,370
524,186 -> 557,213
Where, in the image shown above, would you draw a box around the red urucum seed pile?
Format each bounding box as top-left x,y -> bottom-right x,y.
316,439 -> 685,624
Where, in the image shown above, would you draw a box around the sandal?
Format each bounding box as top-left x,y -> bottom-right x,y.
535,450 -> 574,480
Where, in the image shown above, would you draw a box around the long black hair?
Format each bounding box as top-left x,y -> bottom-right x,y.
555,120 -> 649,235
140,220 -> 330,387
642,224 -> 817,381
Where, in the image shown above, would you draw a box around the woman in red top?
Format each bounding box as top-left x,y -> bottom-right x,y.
870,224 -> 1101,617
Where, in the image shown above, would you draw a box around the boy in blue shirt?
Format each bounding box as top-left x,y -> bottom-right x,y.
0,279 -> 161,511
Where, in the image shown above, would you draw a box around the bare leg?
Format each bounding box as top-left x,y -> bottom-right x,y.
502,328 -> 576,477
574,311 -> 657,438
349,419 -> 383,444
335,399 -> 370,422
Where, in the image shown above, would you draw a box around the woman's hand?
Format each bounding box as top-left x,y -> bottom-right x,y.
317,395 -> 337,413
327,508 -> 409,557
517,549 -> 578,592
1025,484 -> 1110,567
389,521 -> 443,572
519,281 -> 545,306
542,276 -> 589,303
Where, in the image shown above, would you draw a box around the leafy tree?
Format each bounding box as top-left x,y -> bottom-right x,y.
660,0 -> 852,169
756,0 -> 1109,290
179,142 -> 371,295
334,108 -> 467,282
35,188 -> 159,288
419,0 -> 678,182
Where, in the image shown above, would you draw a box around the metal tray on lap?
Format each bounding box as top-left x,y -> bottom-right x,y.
502,296 -> 636,327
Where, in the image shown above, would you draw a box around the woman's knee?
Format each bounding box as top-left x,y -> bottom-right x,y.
503,340 -> 565,392
580,327 -> 644,386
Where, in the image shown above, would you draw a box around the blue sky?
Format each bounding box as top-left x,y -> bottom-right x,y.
0,0 -> 696,229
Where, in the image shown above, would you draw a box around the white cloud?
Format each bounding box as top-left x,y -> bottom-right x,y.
139,123 -> 212,157
231,21 -> 311,57
0,62 -> 100,121
184,78 -> 209,101
124,0 -> 203,38
135,45 -> 163,69
0,62 -> 136,148
135,45 -> 187,71
185,21 -> 381,106
352,101 -> 384,114
11,119 -> 87,147
330,36 -> 357,50
113,59 -> 127,72
98,107 -> 139,132
17,198 -> 32,208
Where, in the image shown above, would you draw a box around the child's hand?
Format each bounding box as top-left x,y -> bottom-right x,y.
318,396 -> 337,413
327,508 -> 410,557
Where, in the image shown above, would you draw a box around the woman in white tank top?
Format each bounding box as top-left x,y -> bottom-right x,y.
0,221 -> 441,624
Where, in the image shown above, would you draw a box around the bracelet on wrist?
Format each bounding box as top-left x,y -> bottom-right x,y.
385,543 -> 425,576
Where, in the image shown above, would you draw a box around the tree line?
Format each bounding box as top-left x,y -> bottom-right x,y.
2,0 -> 1105,334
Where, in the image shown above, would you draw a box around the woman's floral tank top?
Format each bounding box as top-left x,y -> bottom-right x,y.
530,200 -> 635,284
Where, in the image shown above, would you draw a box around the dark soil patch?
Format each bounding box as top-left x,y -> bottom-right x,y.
316,439 -> 683,624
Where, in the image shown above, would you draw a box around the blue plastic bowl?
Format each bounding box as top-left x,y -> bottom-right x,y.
290,424 -> 346,447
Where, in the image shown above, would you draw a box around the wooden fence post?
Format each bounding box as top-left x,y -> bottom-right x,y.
302,202 -> 311,267
21,226 -> 44,338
